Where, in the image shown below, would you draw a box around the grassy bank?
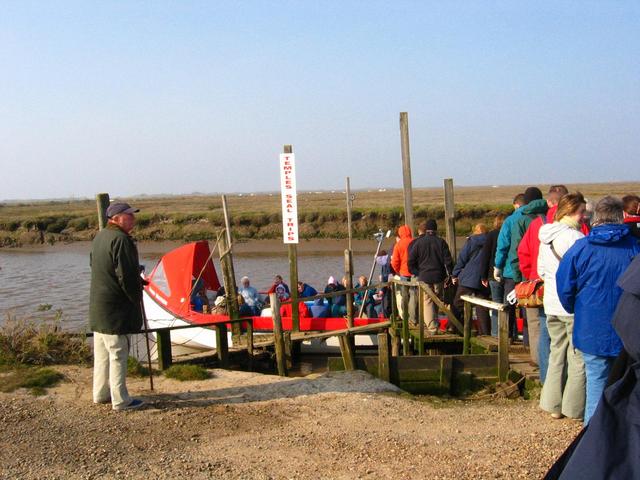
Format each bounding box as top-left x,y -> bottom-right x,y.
1,183 -> 637,247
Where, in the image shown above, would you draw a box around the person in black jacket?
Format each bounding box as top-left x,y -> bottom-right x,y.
408,219 -> 454,334
479,212 -> 507,337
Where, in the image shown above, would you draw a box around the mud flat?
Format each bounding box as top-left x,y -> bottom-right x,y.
0,366 -> 581,479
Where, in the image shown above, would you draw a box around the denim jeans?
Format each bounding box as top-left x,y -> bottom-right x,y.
538,312 -> 550,384
581,352 -> 615,424
489,280 -> 504,337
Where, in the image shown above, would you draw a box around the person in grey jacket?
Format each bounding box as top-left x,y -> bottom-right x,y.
89,202 -> 145,411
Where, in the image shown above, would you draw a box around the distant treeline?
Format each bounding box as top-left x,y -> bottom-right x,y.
0,203 -> 512,247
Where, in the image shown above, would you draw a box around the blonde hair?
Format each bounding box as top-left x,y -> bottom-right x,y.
472,223 -> 488,235
555,192 -> 586,222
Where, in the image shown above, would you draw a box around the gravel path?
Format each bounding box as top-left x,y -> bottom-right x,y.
0,366 -> 581,479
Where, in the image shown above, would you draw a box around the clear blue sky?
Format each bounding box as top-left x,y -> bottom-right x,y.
1,1 -> 638,200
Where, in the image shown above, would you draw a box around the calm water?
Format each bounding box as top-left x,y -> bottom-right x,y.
0,242 -> 377,331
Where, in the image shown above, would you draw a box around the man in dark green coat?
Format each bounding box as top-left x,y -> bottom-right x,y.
90,202 -> 144,410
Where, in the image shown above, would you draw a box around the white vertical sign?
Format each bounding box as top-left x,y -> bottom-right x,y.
280,153 -> 299,244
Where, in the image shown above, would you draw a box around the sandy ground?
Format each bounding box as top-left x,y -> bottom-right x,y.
0,366 -> 582,480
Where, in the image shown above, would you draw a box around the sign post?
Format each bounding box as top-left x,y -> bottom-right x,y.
280,146 -> 300,332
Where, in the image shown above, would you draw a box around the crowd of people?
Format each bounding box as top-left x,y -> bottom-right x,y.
186,187 -> 640,431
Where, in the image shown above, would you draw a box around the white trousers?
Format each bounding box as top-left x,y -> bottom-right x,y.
93,332 -> 131,409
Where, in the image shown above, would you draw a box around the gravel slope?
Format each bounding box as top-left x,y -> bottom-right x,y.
0,366 -> 581,479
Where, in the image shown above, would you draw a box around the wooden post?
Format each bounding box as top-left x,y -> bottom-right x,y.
246,318 -> 254,371
95,193 -> 110,230
418,287 -> 425,355
444,178 -> 457,262
498,310 -> 509,381
402,301 -> 410,356
344,249 -> 354,328
270,293 -> 287,376
283,331 -> 293,369
215,323 -> 229,368
399,112 -> 414,232
283,144 -> 300,332
156,328 -> 172,370
463,301 -> 472,354
220,196 -> 241,340
377,331 -> 391,382
339,334 -> 356,371
345,177 -> 354,251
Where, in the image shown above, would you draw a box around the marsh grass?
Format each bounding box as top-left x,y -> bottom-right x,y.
2,183 -> 637,246
127,357 -> 152,377
0,367 -> 65,396
164,364 -> 210,381
0,313 -> 92,366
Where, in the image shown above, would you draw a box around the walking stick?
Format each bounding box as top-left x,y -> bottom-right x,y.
139,295 -> 154,391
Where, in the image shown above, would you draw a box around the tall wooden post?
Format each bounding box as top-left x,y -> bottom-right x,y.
444,178 -> 457,262
270,293 -> 287,376
399,112 -> 414,232
345,177 -> 354,252
418,287 -> 425,355
217,233 -> 239,322
344,249 -> 354,328
96,193 -> 110,230
220,195 -> 241,340
284,144 -> 300,332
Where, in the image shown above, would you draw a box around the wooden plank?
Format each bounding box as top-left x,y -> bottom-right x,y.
463,301 -> 472,354
156,328 -> 173,370
377,331 -> 391,383
460,294 -> 507,312
339,334 -> 356,371
214,323 -> 229,368
417,281 -> 463,333
443,178 -> 457,262
270,293 -> 287,376
399,112 -> 414,232
498,310 -> 509,382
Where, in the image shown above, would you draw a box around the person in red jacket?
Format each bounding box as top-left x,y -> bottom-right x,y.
391,224 -> 417,325
517,186 -> 567,383
622,194 -> 640,239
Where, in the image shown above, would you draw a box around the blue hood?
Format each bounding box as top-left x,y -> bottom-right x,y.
588,224 -> 630,245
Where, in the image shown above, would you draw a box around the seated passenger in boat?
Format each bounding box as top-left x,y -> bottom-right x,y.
190,279 -> 210,313
239,276 -> 262,315
297,281 -> 318,299
267,275 -> 290,302
354,275 -> 377,318
324,276 -> 346,316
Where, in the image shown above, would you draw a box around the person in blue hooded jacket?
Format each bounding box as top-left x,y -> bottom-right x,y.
493,191 -> 527,339
451,223 -> 490,334
556,196 -> 640,424
545,252 -> 640,479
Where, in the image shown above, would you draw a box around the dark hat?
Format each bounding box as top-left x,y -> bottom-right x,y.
425,219 -> 438,231
106,202 -> 139,218
523,187 -> 543,204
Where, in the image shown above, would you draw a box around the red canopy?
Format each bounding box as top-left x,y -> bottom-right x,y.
145,241 -> 220,319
